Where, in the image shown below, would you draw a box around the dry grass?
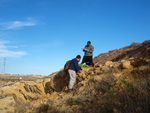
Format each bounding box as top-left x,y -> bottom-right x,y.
108,68 -> 150,113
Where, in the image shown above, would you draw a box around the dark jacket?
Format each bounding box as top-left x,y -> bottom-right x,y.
69,58 -> 81,72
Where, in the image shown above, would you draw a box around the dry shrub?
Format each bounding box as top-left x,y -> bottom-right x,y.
112,69 -> 150,113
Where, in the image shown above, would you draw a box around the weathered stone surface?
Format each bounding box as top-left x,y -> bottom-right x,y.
121,60 -> 133,69
0,96 -> 15,113
102,65 -> 111,72
105,61 -> 113,67
45,70 -> 69,93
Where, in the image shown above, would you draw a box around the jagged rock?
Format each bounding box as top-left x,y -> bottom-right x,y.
13,82 -> 45,103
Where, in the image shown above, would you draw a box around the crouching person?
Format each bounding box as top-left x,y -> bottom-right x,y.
68,55 -> 82,91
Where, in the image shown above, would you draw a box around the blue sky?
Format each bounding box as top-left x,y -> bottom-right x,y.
0,0 -> 149,75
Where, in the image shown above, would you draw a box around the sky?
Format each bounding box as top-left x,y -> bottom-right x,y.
0,0 -> 149,75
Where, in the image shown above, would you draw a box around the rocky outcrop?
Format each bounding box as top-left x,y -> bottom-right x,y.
44,70 -> 69,93
0,70 -> 68,104
12,48 -> 150,104
94,40 -> 150,65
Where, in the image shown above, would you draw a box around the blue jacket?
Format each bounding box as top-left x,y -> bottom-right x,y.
69,58 -> 81,72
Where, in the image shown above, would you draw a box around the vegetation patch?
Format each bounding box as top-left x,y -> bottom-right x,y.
73,99 -> 82,105
121,78 -> 133,90
79,64 -> 91,68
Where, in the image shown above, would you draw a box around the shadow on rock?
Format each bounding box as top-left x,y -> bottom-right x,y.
45,70 -> 69,94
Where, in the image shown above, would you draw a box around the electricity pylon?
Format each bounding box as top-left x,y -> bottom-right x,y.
2,57 -> 6,80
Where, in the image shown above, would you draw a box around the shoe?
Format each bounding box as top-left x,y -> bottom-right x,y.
90,65 -> 93,67
68,89 -> 73,92
82,63 -> 86,65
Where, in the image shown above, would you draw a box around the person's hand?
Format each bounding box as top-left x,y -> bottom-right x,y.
79,70 -> 82,73
84,48 -> 87,51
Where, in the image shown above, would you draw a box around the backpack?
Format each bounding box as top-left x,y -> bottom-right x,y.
64,60 -> 71,71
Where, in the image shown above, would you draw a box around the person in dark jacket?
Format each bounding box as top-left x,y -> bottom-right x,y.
82,41 -> 94,67
68,55 -> 82,91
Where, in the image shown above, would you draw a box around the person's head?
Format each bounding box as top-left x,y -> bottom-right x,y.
76,55 -> 81,62
87,41 -> 91,46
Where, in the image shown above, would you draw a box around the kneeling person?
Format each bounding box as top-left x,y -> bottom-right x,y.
68,55 -> 82,91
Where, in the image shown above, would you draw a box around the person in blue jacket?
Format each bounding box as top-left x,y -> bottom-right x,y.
68,55 -> 82,91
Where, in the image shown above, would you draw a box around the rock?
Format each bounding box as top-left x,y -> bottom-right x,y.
87,76 -> 91,79
94,64 -> 103,68
93,76 -> 102,82
105,61 -> 113,67
145,59 -> 150,63
113,62 -> 121,68
95,70 -> 102,75
82,74 -> 87,79
13,82 -> 45,103
102,65 -> 111,72
139,65 -> 150,71
78,86 -> 85,93
44,70 -> 69,93
114,73 -> 122,78
121,60 -> 133,69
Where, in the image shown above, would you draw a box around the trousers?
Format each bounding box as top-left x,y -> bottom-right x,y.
82,56 -> 94,66
68,69 -> 76,89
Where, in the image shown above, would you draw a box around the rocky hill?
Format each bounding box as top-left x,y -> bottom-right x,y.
0,40 -> 150,113
94,40 -> 150,64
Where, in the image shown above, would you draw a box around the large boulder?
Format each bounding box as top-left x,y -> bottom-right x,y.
44,70 -> 69,93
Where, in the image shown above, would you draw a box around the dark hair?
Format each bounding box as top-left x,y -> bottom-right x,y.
76,55 -> 81,59
87,41 -> 91,44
